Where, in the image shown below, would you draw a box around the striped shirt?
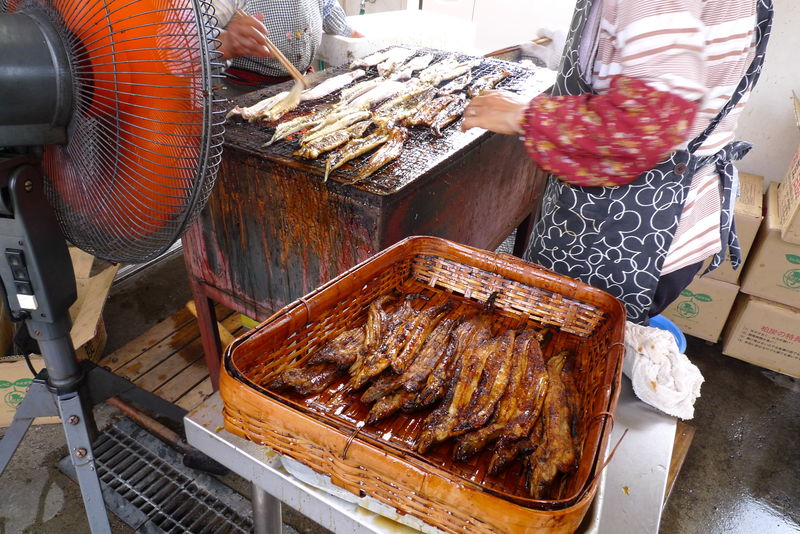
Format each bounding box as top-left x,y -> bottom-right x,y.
213,0 -> 352,77
590,0 -> 757,274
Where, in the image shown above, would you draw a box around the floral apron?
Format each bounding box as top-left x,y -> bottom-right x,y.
524,0 -> 773,324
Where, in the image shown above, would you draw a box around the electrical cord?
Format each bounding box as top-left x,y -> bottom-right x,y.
0,284 -> 39,377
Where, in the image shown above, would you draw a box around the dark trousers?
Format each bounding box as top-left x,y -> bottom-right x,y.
648,261 -> 704,318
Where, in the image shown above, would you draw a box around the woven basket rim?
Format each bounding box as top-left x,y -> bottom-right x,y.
223,236 -> 626,510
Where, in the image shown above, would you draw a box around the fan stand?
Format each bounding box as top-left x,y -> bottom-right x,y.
0,154 -> 194,534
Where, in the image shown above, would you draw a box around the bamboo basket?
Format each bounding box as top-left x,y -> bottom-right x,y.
221,236 -> 626,533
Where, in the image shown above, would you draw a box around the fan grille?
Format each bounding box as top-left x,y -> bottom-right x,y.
3,0 -> 225,264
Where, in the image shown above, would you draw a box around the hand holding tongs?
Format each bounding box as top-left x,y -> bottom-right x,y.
235,9 -> 309,89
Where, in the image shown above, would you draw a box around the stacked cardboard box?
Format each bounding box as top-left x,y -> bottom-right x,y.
661,171 -> 764,342
775,92 -> 800,244
0,248 -> 118,427
725,180 -> 800,377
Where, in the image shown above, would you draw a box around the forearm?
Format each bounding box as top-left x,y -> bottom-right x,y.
321,0 -> 353,36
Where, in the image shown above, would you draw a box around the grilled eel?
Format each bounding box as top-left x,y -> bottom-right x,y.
372,88 -> 437,129
429,95 -> 468,137
454,329 -> 548,461
406,94 -> 459,127
265,107 -> 334,146
294,120 -> 371,160
366,389 -> 417,425
347,295 -> 434,390
452,329 -> 516,433
524,351 -> 579,497
560,354 -> 584,454
404,308 -> 492,411
385,301 -> 453,378
306,327 -> 367,368
467,70 -> 511,98
324,131 -> 391,181
272,362 -> 343,396
361,315 -> 459,404
300,110 -> 372,147
415,330 -> 505,453
438,72 -> 472,95
347,126 -> 408,183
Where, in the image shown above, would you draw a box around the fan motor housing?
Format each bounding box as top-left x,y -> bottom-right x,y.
0,12 -> 73,146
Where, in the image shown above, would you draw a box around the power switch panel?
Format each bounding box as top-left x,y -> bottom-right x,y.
5,249 -> 30,282
5,249 -> 37,310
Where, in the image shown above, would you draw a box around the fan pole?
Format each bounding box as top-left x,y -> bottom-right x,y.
0,154 -> 112,534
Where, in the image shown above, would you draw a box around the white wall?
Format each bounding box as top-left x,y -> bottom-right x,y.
735,0 -> 800,184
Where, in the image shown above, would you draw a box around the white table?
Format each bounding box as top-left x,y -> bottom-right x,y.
184,377 -> 677,534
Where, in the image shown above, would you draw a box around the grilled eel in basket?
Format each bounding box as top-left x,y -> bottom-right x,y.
489,350 -> 577,478
524,351 -> 581,498
454,329 -> 549,461
347,295 -> 445,390
363,312 -> 472,424
266,327 -> 367,395
404,307 -> 492,410
366,308 -> 486,425
361,315 -> 459,404
416,328 -> 514,453
452,328 -> 517,433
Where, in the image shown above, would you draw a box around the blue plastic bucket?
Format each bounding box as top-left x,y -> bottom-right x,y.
649,314 -> 687,353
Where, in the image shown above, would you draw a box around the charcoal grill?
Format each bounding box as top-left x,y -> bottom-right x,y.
183,48 -> 553,387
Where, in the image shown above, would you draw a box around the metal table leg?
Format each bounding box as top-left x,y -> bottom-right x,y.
252,482 -> 282,534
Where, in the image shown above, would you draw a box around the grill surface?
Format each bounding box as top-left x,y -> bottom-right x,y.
59,418 -> 254,534
223,47 -> 556,195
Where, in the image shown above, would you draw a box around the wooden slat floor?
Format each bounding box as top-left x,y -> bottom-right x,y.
102,304 -> 242,411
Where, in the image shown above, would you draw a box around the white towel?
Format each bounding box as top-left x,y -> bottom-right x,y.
623,322 -> 704,420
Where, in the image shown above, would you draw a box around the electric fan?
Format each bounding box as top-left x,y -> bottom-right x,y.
0,0 -> 224,531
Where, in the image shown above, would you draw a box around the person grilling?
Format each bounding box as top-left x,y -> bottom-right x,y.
462,0 -> 773,325
213,0 -> 363,93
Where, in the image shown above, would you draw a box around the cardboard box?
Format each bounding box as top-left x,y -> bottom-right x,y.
722,295 -> 800,378
66,248 -> 116,362
704,171 -> 765,283
740,183 -> 800,308
776,92 -> 800,245
661,275 -> 739,343
0,355 -> 60,426
0,249 -> 117,427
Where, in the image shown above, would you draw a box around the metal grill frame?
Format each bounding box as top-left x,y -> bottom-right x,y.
58,417 -> 253,534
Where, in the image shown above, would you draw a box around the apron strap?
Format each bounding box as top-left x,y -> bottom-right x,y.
700,141 -> 753,273
687,0 -> 773,152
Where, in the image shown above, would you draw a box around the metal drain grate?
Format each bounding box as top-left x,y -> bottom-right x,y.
59,418 -> 254,534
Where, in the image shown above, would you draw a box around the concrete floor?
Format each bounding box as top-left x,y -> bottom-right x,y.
1,251 -> 799,533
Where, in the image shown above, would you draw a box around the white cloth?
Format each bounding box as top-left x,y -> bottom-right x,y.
623,321 -> 704,420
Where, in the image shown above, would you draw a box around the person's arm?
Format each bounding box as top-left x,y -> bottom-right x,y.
464,1 -> 707,187
321,0 -> 360,37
